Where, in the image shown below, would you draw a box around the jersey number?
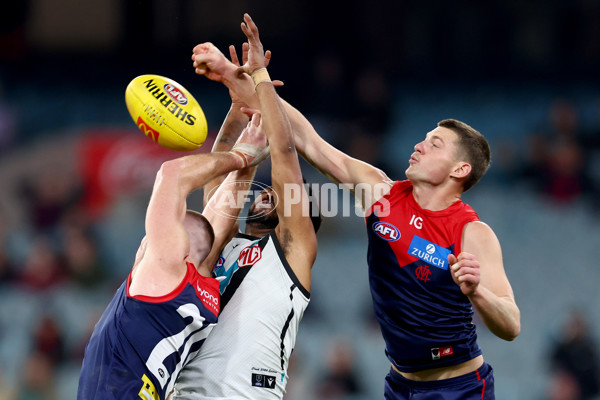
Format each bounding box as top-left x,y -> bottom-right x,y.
144,303 -> 216,395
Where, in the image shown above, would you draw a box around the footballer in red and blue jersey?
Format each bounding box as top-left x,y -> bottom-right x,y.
366,180 -> 483,372
77,262 -> 220,400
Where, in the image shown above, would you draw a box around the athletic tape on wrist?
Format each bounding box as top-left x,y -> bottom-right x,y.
251,68 -> 271,88
229,150 -> 248,168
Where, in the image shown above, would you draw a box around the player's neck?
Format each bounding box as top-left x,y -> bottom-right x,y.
244,226 -> 271,238
411,183 -> 462,211
185,255 -> 212,277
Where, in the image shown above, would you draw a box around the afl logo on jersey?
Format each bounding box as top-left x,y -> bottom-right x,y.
372,222 -> 400,241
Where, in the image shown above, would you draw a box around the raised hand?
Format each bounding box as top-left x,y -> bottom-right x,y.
227,45 -> 248,106
230,112 -> 270,168
239,13 -> 267,75
234,42 -> 283,87
191,42 -> 237,82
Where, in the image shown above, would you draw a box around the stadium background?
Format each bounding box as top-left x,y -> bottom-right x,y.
1,1 -> 600,399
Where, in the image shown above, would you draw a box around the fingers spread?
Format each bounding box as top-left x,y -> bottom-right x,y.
242,43 -> 249,64
244,13 -> 259,37
229,45 -> 240,66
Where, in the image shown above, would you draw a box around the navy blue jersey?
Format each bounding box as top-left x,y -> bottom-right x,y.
366,180 -> 482,372
78,262 -> 220,400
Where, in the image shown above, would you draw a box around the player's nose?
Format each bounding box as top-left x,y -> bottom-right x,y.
414,140 -> 425,153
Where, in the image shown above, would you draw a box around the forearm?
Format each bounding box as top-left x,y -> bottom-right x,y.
178,151 -> 244,195
469,285 -> 521,341
204,104 -> 248,206
255,81 -> 293,154
212,104 -> 248,152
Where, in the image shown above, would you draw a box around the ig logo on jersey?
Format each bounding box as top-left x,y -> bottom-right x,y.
372,222 -> 400,241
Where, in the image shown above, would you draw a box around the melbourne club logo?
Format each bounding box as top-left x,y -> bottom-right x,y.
415,265 -> 432,282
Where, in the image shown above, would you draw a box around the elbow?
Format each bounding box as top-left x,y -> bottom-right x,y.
158,159 -> 184,181
510,318 -> 522,340
503,325 -> 521,342
157,157 -> 205,193
500,316 -> 521,342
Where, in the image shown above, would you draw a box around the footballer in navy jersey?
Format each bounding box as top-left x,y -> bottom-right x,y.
77,106 -> 269,399
289,116 -> 521,398
78,262 -> 219,399
366,180 -> 482,372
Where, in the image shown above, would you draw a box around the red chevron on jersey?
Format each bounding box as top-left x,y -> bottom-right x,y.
365,180 -> 482,372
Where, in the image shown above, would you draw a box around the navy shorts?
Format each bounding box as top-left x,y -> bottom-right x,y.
384,362 -> 494,400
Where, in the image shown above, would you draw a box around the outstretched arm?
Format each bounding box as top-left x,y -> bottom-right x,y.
130,151 -> 245,297
281,99 -> 393,210
202,105 -> 248,207
130,126 -> 268,297
240,13 -> 317,290
200,117 -> 267,271
450,221 -> 521,341
192,42 -> 393,211
202,45 -> 253,207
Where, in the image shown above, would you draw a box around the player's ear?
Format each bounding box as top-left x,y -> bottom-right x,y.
450,161 -> 471,179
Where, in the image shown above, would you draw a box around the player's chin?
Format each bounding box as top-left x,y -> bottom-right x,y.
246,211 -> 279,230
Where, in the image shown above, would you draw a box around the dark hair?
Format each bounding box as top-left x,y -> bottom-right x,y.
437,119 -> 491,192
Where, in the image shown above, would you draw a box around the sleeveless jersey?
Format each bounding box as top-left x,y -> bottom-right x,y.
366,180 -> 482,372
171,232 -> 310,400
78,262 -> 220,400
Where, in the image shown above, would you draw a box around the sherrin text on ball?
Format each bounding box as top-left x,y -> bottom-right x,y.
125,74 -> 208,151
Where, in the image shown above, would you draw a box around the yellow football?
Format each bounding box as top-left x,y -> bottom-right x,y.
125,74 -> 208,151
